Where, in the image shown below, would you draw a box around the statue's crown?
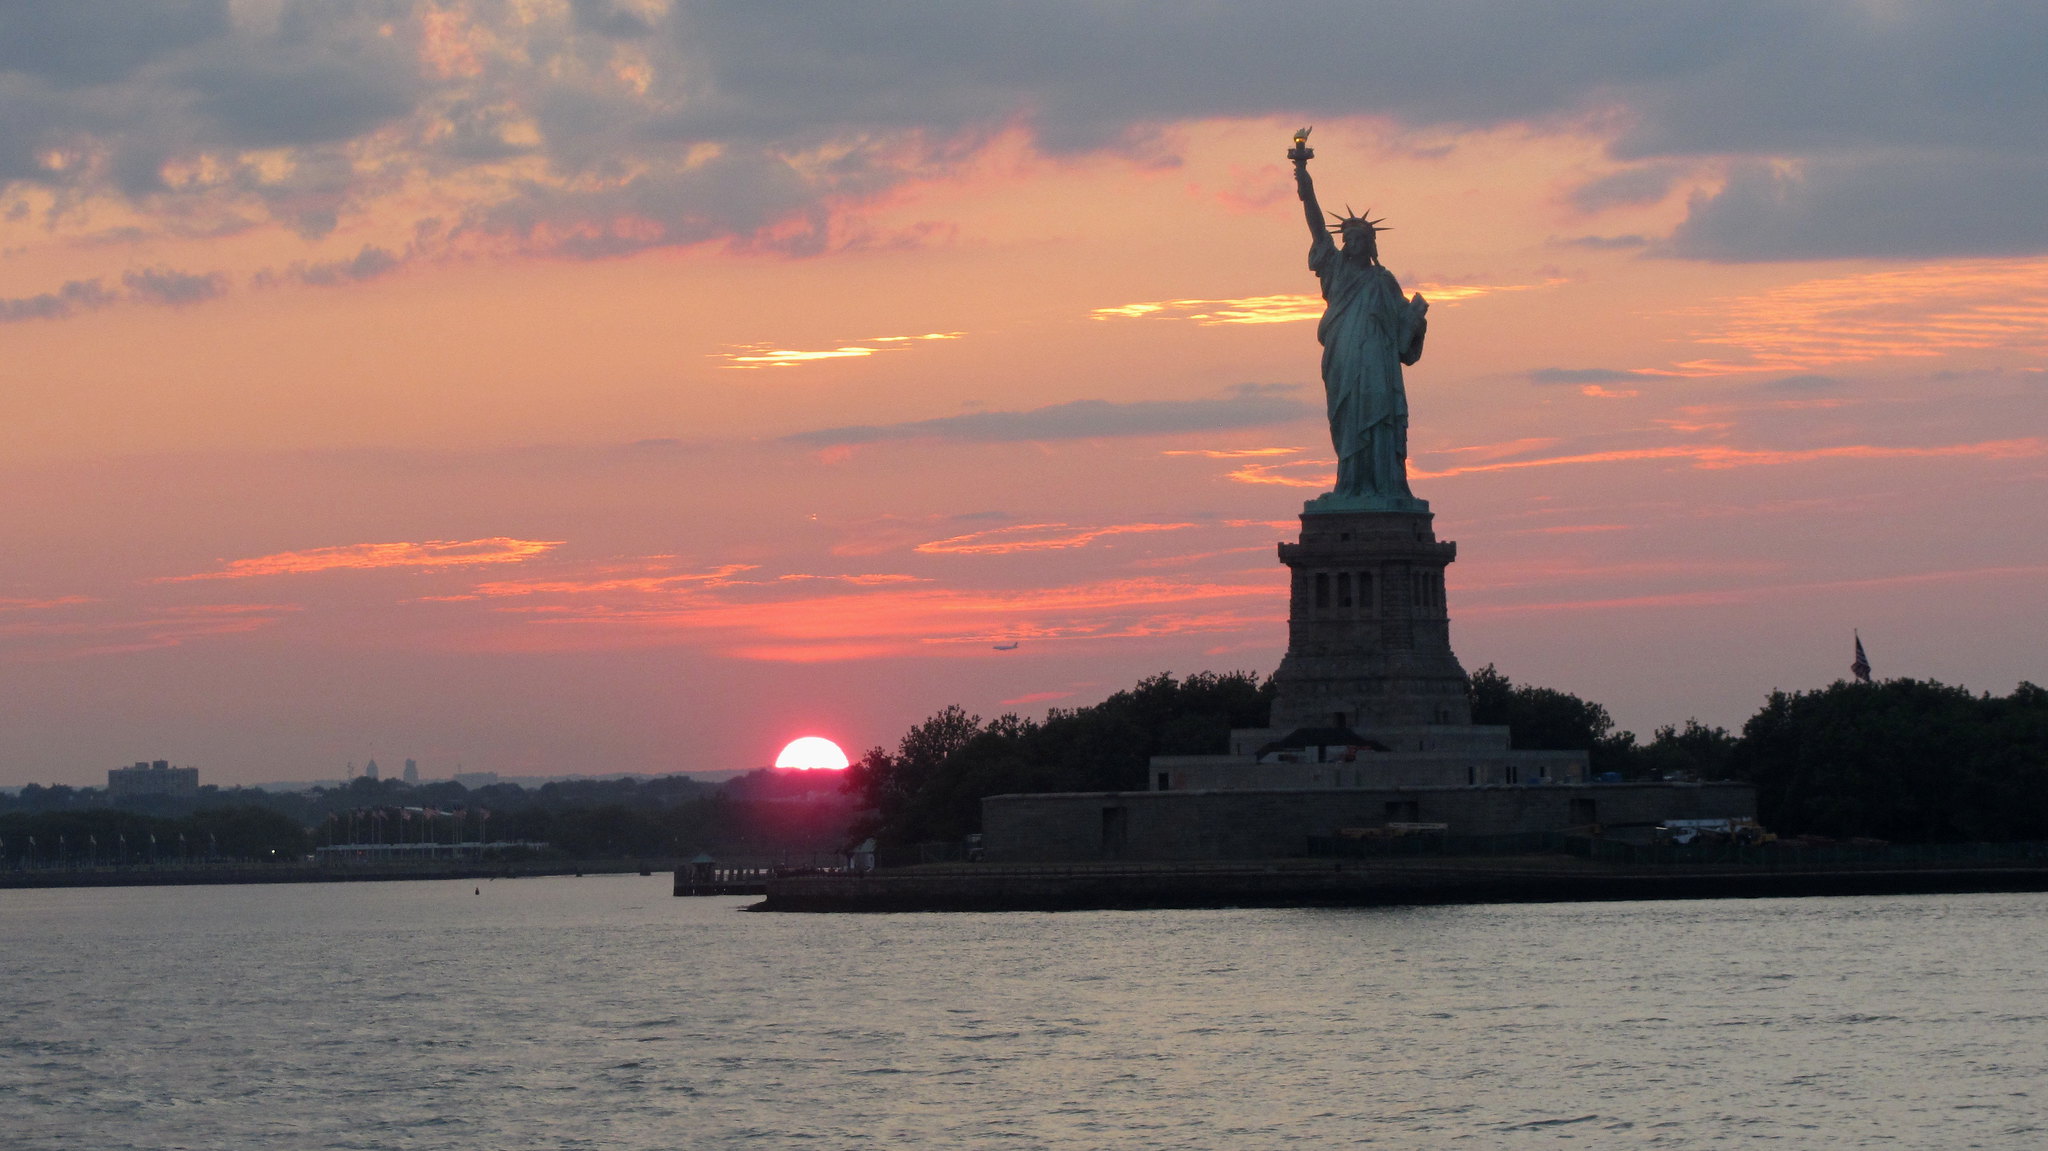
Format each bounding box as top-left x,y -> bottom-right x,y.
1326,205 -> 1389,233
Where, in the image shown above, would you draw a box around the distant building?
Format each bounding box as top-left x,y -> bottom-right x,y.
108,760 -> 199,799
454,771 -> 499,789
364,758 -> 380,781
402,758 -> 419,784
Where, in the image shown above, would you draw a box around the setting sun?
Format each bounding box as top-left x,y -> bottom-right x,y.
774,736 -> 851,771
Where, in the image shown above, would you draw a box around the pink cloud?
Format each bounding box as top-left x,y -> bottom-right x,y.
1461,564 -> 2048,618
0,602 -> 301,659
1001,690 -> 1076,706
0,595 -> 95,611
455,565 -> 1282,661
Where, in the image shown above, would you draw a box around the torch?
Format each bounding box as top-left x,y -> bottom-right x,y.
1287,126 -> 1314,164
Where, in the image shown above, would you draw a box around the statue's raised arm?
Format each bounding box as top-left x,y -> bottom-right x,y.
1288,127 -> 1327,246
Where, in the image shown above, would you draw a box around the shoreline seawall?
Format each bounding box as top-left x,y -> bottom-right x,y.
755,857 -> 2048,912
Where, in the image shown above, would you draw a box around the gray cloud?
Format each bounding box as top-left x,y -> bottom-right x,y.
1568,163 -> 1684,213
786,384 -> 1315,447
183,59 -> 417,150
0,278 -> 115,322
1528,368 -> 1641,385
1664,157 -> 2048,261
285,244 -> 402,286
0,265 -> 226,320
4,2 -> 2048,262
0,1 -> 225,87
122,266 -> 225,305
1553,234 -> 1651,251
570,0 -> 658,40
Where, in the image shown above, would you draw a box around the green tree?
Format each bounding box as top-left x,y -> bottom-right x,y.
1635,719 -> 1738,781
1467,664 -> 1637,775
1732,679 -> 2048,842
186,806 -> 310,859
847,671 -> 1274,848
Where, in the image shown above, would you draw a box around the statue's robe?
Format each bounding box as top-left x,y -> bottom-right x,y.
1310,232 -> 1427,501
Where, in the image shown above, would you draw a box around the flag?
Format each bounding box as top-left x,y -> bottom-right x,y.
1851,632 -> 1872,684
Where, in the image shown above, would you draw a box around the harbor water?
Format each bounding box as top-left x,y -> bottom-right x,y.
4,878 -> 2045,1148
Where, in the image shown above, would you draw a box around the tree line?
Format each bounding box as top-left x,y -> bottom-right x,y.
843,671 -> 1274,850
851,667 -> 2048,849
12,666 -> 2043,863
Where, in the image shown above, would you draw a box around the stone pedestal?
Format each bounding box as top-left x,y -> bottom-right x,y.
1269,509 -> 1473,731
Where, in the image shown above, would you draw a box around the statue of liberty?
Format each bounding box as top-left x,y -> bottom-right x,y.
1288,128 -> 1430,510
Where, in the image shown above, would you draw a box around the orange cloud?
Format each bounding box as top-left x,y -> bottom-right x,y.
1408,437 -> 2047,480
1095,279 -> 1562,325
1126,545 -> 1273,568
1410,277 -> 1568,304
712,331 -> 963,369
1652,418 -> 1736,434
775,573 -> 928,585
1579,384 -> 1639,398
1162,446 -> 1304,458
1427,437 -> 1563,461
915,522 -> 1197,555
1223,460 -> 1334,488
168,538 -> 562,582
1652,258 -> 2048,376
1092,295 -> 1323,325
472,564 -> 755,598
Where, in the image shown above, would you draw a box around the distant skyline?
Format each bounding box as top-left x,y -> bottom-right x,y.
4,3 -> 2045,786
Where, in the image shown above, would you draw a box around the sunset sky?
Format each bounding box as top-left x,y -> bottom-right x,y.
4,2 -> 2045,786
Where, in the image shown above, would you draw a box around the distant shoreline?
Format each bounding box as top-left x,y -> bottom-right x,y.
0,861 -> 663,890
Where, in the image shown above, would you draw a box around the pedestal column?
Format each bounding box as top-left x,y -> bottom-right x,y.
1269,510 -> 1472,731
